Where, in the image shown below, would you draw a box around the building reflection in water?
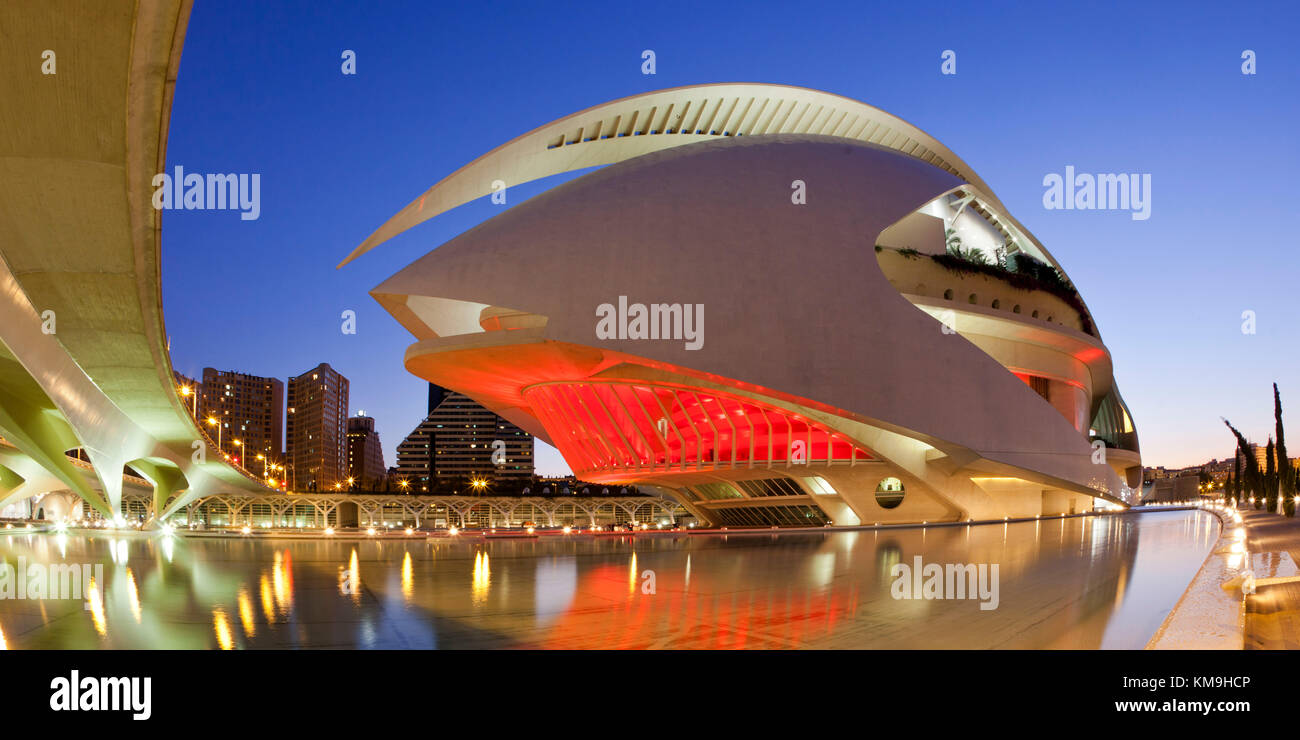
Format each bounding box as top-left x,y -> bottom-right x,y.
401,551 -> 414,603
472,549 -> 491,606
213,608 -> 234,650
87,576 -> 106,637
0,510 -> 1218,649
125,568 -> 141,623
238,587 -> 256,637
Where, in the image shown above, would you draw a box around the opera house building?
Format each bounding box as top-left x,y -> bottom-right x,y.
344,83 -> 1141,528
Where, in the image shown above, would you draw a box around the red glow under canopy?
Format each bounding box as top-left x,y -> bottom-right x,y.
522,381 -> 871,478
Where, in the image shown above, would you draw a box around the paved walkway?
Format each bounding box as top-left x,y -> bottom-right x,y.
1237,507 -> 1300,649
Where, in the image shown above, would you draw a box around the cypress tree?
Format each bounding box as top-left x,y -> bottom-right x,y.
1277,384 -> 1295,516
1232,453 -> 1242,508
1266,438 -> 1278,512
1224,419 -> 1263,509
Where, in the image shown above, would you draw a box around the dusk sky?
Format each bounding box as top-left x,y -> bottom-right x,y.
161,0 -> 1299,474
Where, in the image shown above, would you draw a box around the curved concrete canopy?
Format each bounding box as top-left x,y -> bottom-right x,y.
341,83 -> 1014,267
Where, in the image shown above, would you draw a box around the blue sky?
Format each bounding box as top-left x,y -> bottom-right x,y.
162,0 -> 1300,473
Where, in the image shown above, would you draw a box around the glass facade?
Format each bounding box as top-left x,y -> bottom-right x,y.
711,504 -> 829,527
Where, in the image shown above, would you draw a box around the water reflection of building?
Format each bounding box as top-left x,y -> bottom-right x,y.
0,511 -> 1212,649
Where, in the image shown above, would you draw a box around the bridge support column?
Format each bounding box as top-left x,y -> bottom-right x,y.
155,478 -> 214,527
131,460 -> 188,529
0,395 -> 113,519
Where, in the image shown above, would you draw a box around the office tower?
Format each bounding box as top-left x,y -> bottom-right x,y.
286,363 -> 349,491
346,413 -> 386,489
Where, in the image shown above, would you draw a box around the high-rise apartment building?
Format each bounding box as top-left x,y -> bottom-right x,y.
198,368 -> 283,468
286,363 -> 349,491
395,418 -> 434,489
346,413 -> 386,489
395,383 -> 533,491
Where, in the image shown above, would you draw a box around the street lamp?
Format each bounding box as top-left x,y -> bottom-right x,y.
206,417 -> 222,455
232,439 -> 243,469
270,462 -> 286,488
179,385 -> 196,417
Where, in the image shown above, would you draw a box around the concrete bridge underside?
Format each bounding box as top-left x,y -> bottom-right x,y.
0,0 -> 271,525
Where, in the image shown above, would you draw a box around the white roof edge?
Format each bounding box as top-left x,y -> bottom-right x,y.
339,82 -> 1006,267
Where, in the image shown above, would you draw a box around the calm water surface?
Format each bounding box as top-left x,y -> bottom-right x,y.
0,509 -> 1217,649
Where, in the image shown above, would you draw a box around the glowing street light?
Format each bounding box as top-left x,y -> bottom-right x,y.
178,384 -> 197,416
206,416 -> 222,453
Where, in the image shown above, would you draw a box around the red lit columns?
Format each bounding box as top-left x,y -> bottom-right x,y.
522,381 -> 871,480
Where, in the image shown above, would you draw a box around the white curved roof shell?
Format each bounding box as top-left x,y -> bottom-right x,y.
341,83 -> 1011,267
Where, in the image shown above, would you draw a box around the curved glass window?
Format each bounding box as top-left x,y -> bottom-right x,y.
875,477 -> 905,509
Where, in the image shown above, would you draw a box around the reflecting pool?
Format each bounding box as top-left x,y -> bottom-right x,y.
0,509 -> 1217,649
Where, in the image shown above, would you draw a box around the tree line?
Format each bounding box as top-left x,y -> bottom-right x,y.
1223,383 -> 1299,515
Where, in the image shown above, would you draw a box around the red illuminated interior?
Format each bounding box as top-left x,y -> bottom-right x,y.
522,381 -> 871,478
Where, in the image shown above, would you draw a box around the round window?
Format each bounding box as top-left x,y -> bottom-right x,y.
875,477 -> 905,509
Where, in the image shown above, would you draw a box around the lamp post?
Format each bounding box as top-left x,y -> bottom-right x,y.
179,385 -> 197,417
233,439 -> 243,470
206,417 -> 222,457
271,462 -> 291,491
